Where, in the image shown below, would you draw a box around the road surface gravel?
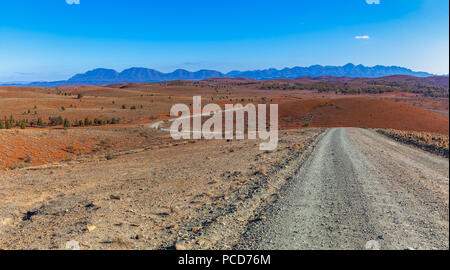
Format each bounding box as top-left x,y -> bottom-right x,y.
237,128 -> 449,250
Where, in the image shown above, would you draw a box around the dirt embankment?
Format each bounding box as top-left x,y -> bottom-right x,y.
377,129 -> 449,158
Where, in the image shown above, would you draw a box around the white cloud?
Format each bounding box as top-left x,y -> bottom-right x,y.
366,0 -> 380,4
355,35 -> 370,39
66,0 -> 80,4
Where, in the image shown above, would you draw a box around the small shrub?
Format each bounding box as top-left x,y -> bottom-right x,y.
63,118 -> 71,128
84,117 -> 92,126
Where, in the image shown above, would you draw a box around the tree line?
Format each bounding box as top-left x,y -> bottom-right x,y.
0,116 -> 120,130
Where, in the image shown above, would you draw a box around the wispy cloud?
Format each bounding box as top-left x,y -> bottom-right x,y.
66,0 -> 80,5
355,35 -> 370,39
365,0 -> 380,4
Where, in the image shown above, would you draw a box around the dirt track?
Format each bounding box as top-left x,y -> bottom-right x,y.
237,128 -> 449,250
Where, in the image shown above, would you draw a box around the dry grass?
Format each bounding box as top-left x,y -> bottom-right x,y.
378,129 -> 449,157
382,129 -> 449,149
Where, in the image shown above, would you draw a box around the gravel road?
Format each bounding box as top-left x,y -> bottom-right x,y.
237,128 -> 449,250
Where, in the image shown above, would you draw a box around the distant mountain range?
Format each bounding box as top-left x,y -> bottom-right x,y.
1,64 -> 439,87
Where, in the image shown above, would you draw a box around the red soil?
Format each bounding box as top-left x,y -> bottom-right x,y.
279,97 -> 449,134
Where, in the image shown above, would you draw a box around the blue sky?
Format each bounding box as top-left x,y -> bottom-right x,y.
0,0 -> 448,81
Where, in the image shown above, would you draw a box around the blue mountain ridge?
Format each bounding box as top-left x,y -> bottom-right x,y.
2,64 -> 436,87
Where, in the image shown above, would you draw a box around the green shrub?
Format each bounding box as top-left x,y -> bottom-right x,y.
63,118 -> 71,128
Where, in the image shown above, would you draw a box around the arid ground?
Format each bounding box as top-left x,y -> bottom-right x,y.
0,77 -> 448,250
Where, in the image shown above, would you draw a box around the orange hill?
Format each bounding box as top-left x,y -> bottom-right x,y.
279,97 -> 449,134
